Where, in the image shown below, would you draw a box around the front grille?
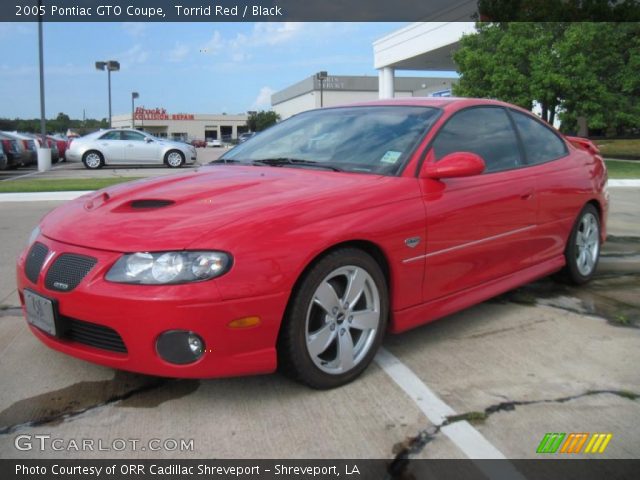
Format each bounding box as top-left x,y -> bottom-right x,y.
45,253 -> 97,292
25,242 -> 49,283
62,317 -> 127,353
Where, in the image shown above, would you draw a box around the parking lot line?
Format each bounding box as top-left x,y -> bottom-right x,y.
375,347 -> 506,459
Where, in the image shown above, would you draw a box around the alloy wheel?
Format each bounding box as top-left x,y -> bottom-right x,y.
575,212 -> 599,276
305,265 -> 380,375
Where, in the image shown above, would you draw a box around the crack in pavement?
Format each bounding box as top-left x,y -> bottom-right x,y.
0,374 -> 200,435
387,389 -> 639,477
0,305 -> 22,318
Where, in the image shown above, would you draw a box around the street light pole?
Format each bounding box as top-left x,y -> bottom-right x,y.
131,92 -> 139,129
316,71 -> 328,108
95,60 -> 120,128
37,0 -> 50,172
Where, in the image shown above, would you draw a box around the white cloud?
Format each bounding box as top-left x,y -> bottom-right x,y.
251,23 -> 303,46
167,42 -> 189,62
121,23 -> 146,37
200,31 -> 223,55
252,86 -> 276,109
117,44 -> 149,66
199,23 -> 305,64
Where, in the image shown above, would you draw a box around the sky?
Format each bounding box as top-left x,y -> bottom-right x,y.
0,22 -> 456,120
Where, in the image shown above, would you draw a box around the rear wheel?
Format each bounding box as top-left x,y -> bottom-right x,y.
560,204 -> 601,285
82,151 -> 104,169
278,248 -> 388,389
165,150 -> 184,168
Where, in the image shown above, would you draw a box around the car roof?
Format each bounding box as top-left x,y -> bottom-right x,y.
339,97 -> 518,110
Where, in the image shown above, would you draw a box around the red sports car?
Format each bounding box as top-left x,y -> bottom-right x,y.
17,98 -> 608,388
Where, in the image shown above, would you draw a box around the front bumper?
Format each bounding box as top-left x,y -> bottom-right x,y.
16,235 -> 288,378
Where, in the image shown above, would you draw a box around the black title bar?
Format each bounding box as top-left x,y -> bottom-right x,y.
3,0 -> 640,22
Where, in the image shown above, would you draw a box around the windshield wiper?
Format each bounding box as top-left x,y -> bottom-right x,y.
209,158 -> 243,165
251,158 -> 343,172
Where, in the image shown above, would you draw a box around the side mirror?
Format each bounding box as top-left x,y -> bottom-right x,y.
145,137 -> 153,143
421,152 -> 485,179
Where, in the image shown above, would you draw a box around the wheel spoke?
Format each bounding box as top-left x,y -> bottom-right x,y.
314,281 -> 341,314
576,234 -> 585,247
350,309 -> 379,331
337,329 -> 355,371
307,322 -> 336,357
344,268 -> 366,308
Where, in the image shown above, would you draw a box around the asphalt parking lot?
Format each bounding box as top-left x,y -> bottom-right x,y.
0,147 -> 224,182
0,185 -> 638,461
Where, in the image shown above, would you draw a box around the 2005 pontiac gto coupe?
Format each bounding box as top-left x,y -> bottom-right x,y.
17,98 -> 608,388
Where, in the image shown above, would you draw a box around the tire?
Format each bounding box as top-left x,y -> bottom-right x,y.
559,204 -> 601,285
278,248 -> 388,389
52,157 -> 59,165
165,150 -> 185,168
82,151 -> 104,170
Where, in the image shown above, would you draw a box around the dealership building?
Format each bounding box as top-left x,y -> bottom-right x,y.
111,108 -> 249,141
271,22 -> 477,118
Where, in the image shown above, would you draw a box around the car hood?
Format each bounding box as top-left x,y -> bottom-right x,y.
41,166 -> 411,252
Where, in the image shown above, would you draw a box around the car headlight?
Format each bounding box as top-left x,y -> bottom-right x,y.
106,251 -> 232,284
27,226 -> 41,246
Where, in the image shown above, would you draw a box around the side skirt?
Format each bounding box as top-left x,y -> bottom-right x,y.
389,255 -> 566,334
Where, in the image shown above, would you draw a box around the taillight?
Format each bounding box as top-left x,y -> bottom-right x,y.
22,140 -> 29,149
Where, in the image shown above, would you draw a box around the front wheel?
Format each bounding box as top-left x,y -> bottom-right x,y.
82,151 -> 104,169
278,248 -> 388,389
165,150 -> 185,168
560,204 -> 601,285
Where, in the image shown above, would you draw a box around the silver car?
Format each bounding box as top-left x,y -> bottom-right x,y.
66,129 -> 197,169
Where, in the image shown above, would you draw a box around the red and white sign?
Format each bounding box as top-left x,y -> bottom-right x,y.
135,107 -> 194,121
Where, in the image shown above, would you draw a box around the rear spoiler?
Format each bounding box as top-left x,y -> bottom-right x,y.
566,136 -> 600,155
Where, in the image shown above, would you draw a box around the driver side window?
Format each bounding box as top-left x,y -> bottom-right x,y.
122,131 -> 146,141
433,107 -> 522,173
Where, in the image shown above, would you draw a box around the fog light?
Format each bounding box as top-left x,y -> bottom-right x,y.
187,334 -> 203,355
156,330 -> 205,365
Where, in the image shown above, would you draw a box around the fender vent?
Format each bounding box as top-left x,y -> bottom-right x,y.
130,199 -> 175,209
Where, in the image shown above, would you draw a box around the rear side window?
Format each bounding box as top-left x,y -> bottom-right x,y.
100,131 -> 121,140
432,107 -> 521,173
510,110 -> 567,165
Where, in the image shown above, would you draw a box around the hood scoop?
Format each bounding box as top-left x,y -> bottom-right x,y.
129,199 -> 175,209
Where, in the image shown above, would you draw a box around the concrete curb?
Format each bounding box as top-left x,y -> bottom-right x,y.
0,180 -> 638,202
0,191 -> 92,202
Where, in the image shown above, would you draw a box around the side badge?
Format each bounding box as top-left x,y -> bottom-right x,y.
405,237 -> 421,248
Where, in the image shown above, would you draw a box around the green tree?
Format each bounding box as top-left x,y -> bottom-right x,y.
247,111 -> 280,132
453,22 -> 640,135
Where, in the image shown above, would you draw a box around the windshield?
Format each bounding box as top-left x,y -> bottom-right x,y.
218,106 -> 440,175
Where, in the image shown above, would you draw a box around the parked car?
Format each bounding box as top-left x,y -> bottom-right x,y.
238,132 -> 256,143
9,133 -> 39,166
0,141 -> 7,170
206,138 -> 222,148
49,135 -> 68,161
0,133 -> 24,169
27,134 -> 62,164
65,128 -> 197,169
17,98 -> 607,389
190,139 -> 207,148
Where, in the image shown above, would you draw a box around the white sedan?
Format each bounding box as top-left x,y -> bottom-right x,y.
206,138 -> 222,148
66,129 -> 197,169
